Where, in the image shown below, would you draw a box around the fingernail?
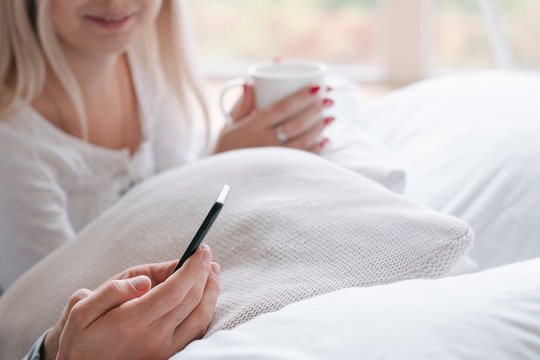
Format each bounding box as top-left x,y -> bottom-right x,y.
200,244 -> 210,251
130,276 -> 150,292
323,116 -> 335,126
309,86 -> 321,95
326,86 -> 332,92
202,250 -> 212,266
323,98 -> 334,107
211,262 -> 221,276
319,138 -> 330,148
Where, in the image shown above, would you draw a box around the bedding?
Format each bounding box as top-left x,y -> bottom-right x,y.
176,256 -> 540,360
322,118 -> 405,194
0,147 -> 472,359
362,71 -> 540,269
321,75 -> 406,194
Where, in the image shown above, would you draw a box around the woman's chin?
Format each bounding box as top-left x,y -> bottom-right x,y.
70,35 -> 137,59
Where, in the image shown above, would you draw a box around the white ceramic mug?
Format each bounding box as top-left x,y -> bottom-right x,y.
220,60 -> 327,121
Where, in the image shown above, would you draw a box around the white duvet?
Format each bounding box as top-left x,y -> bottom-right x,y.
177,257 -> 540,360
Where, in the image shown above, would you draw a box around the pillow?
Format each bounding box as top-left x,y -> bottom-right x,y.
0,148 -> 472,359
176,257 -> 540,360
362,71 -> 540,269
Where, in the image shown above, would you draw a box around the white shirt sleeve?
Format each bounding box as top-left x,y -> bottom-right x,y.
0,150 -> 75,291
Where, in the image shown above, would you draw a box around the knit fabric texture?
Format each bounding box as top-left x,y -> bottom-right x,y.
0,148 -> 473,359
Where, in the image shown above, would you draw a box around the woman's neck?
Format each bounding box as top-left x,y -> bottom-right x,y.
34,43 -> 142,154
60,44 -> 123,101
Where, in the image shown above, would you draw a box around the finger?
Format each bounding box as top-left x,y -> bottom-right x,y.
127,248 -> 213,324
257,85 -> 321,128
45,288 -> 93,359
70,276 -> 152,328
240,85 -> 256,121
65,288 -> 94,314
59,288 -> 93,328
158,271 -> 209,329
308,137 -> 330,155
284,117 -> 327,150
103,260 -> 178,288
278,101 -> 323,141
230,84 -> 255,123
172,262 -> 221,350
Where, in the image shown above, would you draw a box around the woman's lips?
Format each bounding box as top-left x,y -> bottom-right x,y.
84,13 -> 135,31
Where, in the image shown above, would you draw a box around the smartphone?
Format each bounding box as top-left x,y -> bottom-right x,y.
171,185 -> 230,274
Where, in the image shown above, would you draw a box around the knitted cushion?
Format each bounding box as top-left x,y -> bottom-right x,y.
0,148 -> 473,359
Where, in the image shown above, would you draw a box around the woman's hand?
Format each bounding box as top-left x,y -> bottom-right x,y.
214,84 -> 334,154
44,246 -> 220,360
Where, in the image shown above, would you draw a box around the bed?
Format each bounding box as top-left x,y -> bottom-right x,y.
1,70 -> 539,359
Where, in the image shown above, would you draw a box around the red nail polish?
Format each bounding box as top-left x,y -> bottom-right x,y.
323,98 -> 334,106
324,116 -> 335,126
319,137 -> 330,148
310,86 -> 321,94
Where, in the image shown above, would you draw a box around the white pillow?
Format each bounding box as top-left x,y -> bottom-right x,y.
362,71 -> 540,269
0,148 -> 472,359
176,257 -> 540,360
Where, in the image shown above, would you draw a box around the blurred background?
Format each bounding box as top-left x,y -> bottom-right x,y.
188,0 -> 539,112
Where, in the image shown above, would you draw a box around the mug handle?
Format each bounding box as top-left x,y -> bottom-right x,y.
220,78 -> 247,123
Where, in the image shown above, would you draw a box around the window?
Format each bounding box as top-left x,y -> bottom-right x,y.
434,0 -> 540,70
190,0 -> 540,84
190,0 -> 382,79
434,0 -> 493,69
494,0 -> 540,69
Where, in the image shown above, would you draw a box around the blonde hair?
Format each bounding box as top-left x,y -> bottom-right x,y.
0,0 -> 209,141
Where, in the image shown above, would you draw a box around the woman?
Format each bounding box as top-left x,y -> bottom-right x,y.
0,0 -> 332,290
24,245 -> 220,359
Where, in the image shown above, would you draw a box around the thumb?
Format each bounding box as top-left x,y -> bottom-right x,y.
243,84 -> 255,106
231,84 -> 256,123
129,275 -> 152,292
74,276 -> 152,327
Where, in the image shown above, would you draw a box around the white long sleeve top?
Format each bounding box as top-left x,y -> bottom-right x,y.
0,50 -> 194,290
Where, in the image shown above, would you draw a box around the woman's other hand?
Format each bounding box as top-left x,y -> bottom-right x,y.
214,84 -> 334,154
45,246 -> 220,360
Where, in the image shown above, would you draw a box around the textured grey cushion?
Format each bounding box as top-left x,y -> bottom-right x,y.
0,148 -> 473,359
